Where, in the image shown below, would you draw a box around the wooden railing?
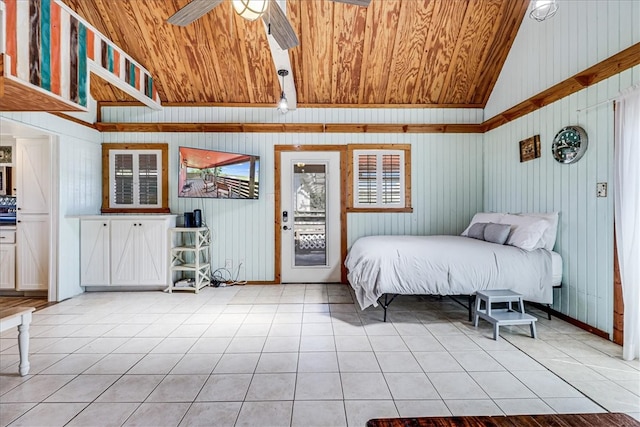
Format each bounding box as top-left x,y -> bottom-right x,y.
205,175 -> 259,199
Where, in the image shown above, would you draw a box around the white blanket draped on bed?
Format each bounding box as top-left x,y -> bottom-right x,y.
345,235 -> 553,310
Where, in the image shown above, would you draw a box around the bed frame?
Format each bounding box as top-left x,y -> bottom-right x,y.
375,283 -> 562,323
376,294 -> 476,323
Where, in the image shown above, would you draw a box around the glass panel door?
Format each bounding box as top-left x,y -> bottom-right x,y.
280,151 -> 341,283
293,163 -> 326,267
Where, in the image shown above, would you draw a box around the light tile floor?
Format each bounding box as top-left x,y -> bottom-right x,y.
0,284 -> 638,427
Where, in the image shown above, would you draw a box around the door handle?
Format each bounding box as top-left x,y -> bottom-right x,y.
283,225 -> 290,230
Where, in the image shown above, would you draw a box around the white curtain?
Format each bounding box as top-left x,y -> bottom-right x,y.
614,85 -> 640,361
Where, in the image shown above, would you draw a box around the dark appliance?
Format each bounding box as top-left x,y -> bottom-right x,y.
0,196 -> 17,226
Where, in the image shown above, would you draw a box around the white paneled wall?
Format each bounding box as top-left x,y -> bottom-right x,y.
0,112 -> 102,300
486,0 -> 640,118
102,118 -> 484,282
101,106 -> 484,125
484,66 -> 640,335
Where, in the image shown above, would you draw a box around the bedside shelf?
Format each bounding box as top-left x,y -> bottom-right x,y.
166,227 -> 211,293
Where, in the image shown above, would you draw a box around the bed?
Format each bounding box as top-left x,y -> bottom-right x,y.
345,212 -> 562,321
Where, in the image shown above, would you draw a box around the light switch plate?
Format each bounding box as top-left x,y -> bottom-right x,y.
597,182 -> 607,197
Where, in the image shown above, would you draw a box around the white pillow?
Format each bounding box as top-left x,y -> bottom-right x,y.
461,212 -> 506,236
519,212 -> 559,251
500,214 -> 549,251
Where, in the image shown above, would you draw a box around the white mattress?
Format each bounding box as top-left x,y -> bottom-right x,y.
346,235 -> 556,310
551,251 -> 563,286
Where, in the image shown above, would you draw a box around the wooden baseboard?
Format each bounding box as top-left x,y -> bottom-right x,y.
529,302 -> 609,340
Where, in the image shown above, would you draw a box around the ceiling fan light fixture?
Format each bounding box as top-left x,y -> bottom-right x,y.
232,0 -> 269,21
277,69 -> 289,114
278,92 -> 288,114
529,0 -> 558,22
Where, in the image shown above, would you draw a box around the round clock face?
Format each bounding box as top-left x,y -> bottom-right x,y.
552,126 -> 588,164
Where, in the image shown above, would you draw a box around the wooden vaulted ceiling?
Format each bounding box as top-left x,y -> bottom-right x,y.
61,0 -> 529,107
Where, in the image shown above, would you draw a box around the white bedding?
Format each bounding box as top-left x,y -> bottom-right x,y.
345,235 -> 556,310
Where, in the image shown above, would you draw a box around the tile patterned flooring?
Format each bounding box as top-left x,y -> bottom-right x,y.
0,284 -> 638,426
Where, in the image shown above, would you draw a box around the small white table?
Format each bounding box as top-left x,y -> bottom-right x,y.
473,290 -> 537,341
0,307 -> 35,376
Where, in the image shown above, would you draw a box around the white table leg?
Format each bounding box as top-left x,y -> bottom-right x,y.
17,312 -> 32,376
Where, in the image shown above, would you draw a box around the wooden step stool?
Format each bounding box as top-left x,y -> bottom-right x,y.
473,290 -> 537,341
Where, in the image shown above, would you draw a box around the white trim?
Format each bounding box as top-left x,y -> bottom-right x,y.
89,63 -> 162,110
0,1 -> 6,54
49,135 -> 59,302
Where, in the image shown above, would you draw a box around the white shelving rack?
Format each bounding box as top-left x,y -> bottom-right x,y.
167,227 -> 211,293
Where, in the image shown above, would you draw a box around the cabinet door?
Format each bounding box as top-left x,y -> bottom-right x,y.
137,220 -> 167,285
0,244 -> 16,289
110,220 -> 138,285
16,138 -> 50,214
17,215 -> 49,290
80,220 -> 110,286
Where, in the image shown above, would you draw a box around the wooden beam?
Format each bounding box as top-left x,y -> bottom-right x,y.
48,113 -> 99,130
94,43 -> 639,134
483,42 -> 640,132
95,122 -> 484,134
97,101 -> 486,109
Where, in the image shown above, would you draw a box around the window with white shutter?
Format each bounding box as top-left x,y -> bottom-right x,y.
102,144 -> 169,213
348,145 -> 412,212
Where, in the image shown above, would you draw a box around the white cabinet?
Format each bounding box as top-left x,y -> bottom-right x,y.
16,138 -> 50,213
79,220 -> 110,286
0,229 -> 16,289
80,215 -> 176,287
16,215 -> 48,291
16,138 -> 50,292
111,219 -> 168,286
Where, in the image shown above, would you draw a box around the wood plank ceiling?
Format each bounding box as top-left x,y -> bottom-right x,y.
61,0 -> 529,107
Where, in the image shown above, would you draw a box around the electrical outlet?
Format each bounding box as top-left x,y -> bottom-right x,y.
225,259 -> 232,269
597,182 -> 608,197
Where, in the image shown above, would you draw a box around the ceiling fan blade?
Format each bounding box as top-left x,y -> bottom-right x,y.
167,0 -> 224,26
262,0 -> 299,50
332,0 -> 371,6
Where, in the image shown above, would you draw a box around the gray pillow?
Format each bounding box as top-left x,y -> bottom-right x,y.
467,222 -> 487,240
484,223 -> 511,245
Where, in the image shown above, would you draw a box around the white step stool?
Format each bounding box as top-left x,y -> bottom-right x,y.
473,289 -> 537,341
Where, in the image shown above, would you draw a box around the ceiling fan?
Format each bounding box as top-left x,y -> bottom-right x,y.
167,0 -> 371,50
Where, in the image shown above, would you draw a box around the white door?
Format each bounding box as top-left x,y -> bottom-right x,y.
136,219 -> 167,285
280,151 -> 341,283
80,219 -> 110,286
110,219 -> 167,286
110,220 -> 138,285
0,239 -> 16,289
17,214 -> 49,290
16,138 -> 50,213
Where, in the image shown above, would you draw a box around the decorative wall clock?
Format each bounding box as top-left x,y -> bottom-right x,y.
552,126 -> 588,164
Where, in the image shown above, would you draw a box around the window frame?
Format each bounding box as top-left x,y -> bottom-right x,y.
102,143 -> 170,214
347,144 -> 412,213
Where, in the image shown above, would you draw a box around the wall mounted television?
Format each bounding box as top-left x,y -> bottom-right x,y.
178,146 -> 260,199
